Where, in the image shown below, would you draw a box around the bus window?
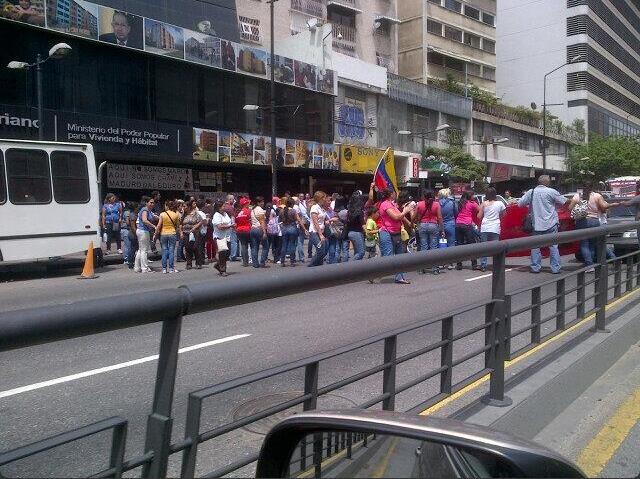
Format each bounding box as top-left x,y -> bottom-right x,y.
51,151 -> 90,204
0,151 -> 6,204
6,149 -> 51,205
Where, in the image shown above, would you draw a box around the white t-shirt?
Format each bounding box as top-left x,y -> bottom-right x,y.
197,210 -> 208,235
251,206 -> 266,229
480,201 -> 506,234
212,212 -> 231,240
309,204 -> 327,234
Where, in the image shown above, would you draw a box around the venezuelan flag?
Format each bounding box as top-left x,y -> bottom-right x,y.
374,147 -> 398,193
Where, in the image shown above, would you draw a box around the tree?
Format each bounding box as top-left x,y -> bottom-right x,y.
423,146 -> 486,183
565,135 -> 640,182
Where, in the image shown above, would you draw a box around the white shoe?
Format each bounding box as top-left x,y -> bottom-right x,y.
143,268 -> 154,273
117,249 -> 123,254
586,268 -> 595,273
134,268 -> 142,273
170,268 -> 179,273
162,268 -> 167,274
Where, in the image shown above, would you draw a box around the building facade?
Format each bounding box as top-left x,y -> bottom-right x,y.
397,0 -> 497,93
497,0 -> 640,138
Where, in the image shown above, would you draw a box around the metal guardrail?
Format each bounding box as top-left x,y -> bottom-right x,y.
1,222 -> 639,477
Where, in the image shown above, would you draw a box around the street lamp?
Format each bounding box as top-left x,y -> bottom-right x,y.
466,137 -> 509,182
6,42 -> 72,140
398,123 -> 450,155
540,54 -> 583,172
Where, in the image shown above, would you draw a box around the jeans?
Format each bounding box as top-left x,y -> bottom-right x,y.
229,229 -> 239,259
480,232 -> 500,268
134,229 -> 151,271
379,230 -> 407,282
121,229 -> 132,264
216,240 -> 230,273
344,231 -> 365,261
308,232 -> 329,266
297,228 -> 306,262
281,225 -> 298,264
237,231 -> 250,266
418,222 -> 440,272
338,239 -> 349,263
326,236 -> 340,264
267,234 -> 283,263
443,221 -> 456,248
105,222 -> 121,251
160,234 -> 177,270
177,236 -> 186,261
575,217 -> 601,266
455,224 -> 478,269
531,225 -> 561,273
250,228 -> 268,267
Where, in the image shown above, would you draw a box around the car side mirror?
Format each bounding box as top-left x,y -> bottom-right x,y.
255,410 -> 585,478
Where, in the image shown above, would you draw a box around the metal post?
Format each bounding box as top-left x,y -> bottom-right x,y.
440,316 -> 453,395
542,76 -> 547,172
614,260 -> 622,298
577,271 -> 586,319
302,361 -> 319,473
142,316 -> 183,478
36,53 -> 44,140
592,235 -> 610,332
504,295 -> 512,359
626,256 -> 633,293
483,251 -> 511,406
531,287 -> 541,344
382,335 -> 397,411
109,422 -> 127,479
556,278 -> 566,331
269,0 -> 278,197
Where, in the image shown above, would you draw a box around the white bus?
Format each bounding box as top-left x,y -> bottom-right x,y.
0,139 -> 101,264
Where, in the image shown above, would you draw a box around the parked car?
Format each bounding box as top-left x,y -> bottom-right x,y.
604,200 -> 639,256
475,194 -> 508,207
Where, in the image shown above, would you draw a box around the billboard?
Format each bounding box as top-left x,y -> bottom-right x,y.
340,145 -> 392,175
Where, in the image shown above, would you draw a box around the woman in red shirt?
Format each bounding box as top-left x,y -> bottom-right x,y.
455,190 -> 479,270
414,190 -> 444,274
235,197 -> 252,267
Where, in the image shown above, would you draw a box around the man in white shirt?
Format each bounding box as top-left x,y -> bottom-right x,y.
308,192 -> 330,267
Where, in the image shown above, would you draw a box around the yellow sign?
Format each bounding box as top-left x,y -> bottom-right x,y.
339,145 -> 394,174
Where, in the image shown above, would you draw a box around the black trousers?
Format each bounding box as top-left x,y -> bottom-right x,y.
455,224 -> 478,268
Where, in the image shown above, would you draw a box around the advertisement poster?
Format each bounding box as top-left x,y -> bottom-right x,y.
218,130 -> 232,162
98,7 -> 143,50
47,0 -> 98,39
317,69 -> 335,95
294,140 -> 312,168
253,135 -> 268,165
185,30 -> 221,67
311,143 -> 323,169
0,0 -> 45,26
237,46 -> 268,78
322,144 -> 339,171
193,127 -> 218,161
272,55 -> 294,85
144,18 -> 184,59
294,61 -> 317,90
231,132 -> 254,164
107,163 -> 193,191
284,139 -> 296,167
340,145 -> 390,175
220,39 -> 237,71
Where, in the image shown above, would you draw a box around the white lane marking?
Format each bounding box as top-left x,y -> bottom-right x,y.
465,268 -> 514,282
0,334 -> 250,399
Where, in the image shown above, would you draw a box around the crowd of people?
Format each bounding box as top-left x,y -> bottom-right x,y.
100,175 -> 624,281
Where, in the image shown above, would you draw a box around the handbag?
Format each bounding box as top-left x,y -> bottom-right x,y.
439,237 -> 449,249
216,238 -> 229,252
522,187 -> 537,233
571,200 -> 589,220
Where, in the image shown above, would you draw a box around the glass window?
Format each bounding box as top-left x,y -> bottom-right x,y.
444,25 -> 463,42
6,149 -> 51,205
483,66 -> 496,81
51,151 -> 90,204
444,0 -> 462,13
464,32 -> 481,48
427,19 -> 443,35
482,12 -> 495,26
464,5 -> 480,20
427,0 -> 441,4
482,39 -> 496,53
446,57 -> 465,72
0,151 -> 5,204
467,63 -> 481,76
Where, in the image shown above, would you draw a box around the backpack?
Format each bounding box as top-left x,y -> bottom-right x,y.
266,207 -> 281,235
571,199 -> 589,220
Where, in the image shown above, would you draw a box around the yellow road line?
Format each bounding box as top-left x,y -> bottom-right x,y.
371,437 -> 399,478
420,286 -> 640,416
576,387 -> 640,477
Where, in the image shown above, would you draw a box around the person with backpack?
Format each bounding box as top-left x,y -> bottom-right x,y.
570,184 -> 617,270
518,175 -> 571,274
329,195 -> 348,263
280,198 -> 307,267
414,189 -> 444,275
266,198 -> 283,264
153,200 -> 182,274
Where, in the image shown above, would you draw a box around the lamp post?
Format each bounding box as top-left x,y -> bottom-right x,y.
398,124 -> 450,156
7,43 -> 72,140
466,137 -> 509,183
266,0 -> 280,196
541,54 -> 583,172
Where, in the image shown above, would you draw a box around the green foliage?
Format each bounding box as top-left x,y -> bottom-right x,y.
423,146 -> 486,182
572,118 -> 586,135
566,135 -> 640,182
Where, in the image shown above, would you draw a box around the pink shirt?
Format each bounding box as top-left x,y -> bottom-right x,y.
379,199 -> 402,233
416,200 -> 441,224
456,201 -> 479,226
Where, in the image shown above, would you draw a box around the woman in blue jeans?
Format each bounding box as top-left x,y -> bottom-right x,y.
571,187 -> 617,268
153,200 -> 182,274
414,190 -> 444,274
438,189 -> 457,269
279,198 -> 308,266
343,194 -> 367,261
378,188 -> 415,284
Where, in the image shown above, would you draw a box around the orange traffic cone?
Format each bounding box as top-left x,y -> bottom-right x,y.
79,241 -> 99,280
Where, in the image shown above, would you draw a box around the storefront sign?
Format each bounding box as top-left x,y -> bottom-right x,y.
339,145 -> 391,175
107,163 -> 194,190
412,157 -> 420,179
0,0 -> 334,96
490,163 -> 511,183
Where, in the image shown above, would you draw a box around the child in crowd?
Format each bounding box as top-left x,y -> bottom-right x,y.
365,206 -> 379,259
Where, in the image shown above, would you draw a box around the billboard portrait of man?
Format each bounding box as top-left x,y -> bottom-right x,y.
99,9 -> 143,49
